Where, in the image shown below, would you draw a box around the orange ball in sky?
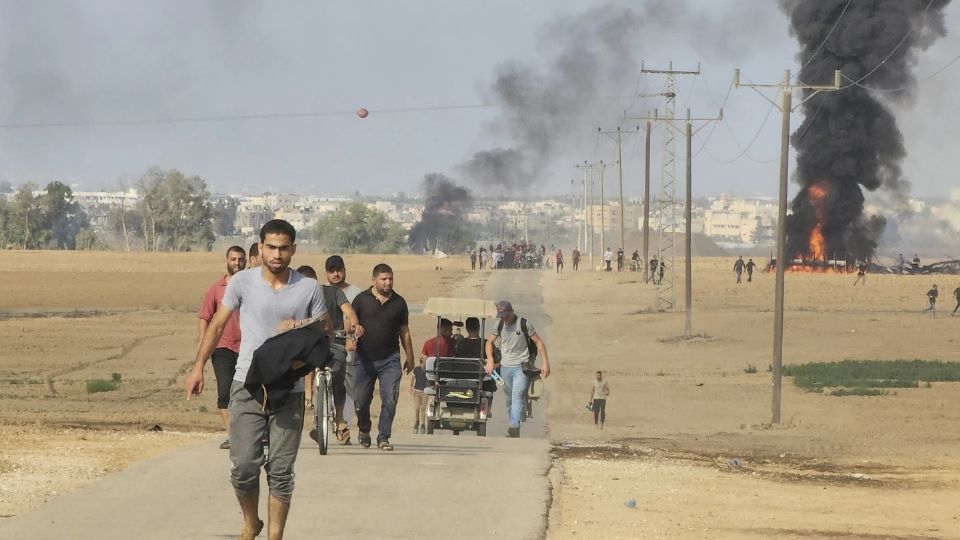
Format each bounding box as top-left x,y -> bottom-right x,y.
357,108 -> 369,119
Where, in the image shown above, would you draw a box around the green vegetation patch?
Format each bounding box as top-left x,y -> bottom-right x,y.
784,360 -> 960,396
86,374 -> 122,394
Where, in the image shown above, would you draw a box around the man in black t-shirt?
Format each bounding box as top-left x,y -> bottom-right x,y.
351,263 -> 415,451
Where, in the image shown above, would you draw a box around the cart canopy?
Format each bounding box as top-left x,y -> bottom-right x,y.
423,297 -> 498,319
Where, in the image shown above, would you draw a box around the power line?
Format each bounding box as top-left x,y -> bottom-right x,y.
799,0 -> 853,71
0,93 -> 640,130
839,51 -> 960,92
834,0 -> 937,89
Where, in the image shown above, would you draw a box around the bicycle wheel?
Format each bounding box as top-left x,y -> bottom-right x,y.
314,373 -> 330,455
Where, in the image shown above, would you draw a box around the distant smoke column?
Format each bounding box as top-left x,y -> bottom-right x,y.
408,173 -> 474,251
781,0 -> 951,260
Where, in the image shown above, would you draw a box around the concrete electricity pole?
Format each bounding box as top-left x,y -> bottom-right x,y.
630,108 -> 720,336
575,161 -> 612,270
598,126 -> 640,262
637,61 -> 700,311
735,68 -> 841,424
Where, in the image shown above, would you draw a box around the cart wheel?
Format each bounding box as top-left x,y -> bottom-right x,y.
477,423 -> 486,437
426,421 -> 435,435
452,430 -> 460,436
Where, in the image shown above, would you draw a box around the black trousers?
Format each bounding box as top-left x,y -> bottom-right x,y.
592,399 -> 606,424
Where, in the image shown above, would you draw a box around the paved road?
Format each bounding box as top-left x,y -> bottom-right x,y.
4,270 -> 553,540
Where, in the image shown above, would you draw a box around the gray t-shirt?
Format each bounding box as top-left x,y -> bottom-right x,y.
494,317 -> 536,367
222,267 -> 326,389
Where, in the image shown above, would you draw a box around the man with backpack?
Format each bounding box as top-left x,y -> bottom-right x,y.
484,300 -> 551,438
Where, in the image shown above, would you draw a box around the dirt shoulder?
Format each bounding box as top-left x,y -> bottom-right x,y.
542,259 -> 960,538
0,251 -> 470,517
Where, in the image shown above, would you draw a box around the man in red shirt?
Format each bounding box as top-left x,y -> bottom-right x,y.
198,245 -> 247,450
420,318 -> 455,359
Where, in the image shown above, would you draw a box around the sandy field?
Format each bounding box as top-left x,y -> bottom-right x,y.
5,249 -> 960,539
0,250 -> 467,516
542,258 -> 960,539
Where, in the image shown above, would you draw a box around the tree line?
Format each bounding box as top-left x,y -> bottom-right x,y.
0,168 -> 421,254
0,167 -> 218,252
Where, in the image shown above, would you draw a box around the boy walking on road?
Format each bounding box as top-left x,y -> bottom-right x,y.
351,264 -> 415,451
484,301 -> 551,438
186,219 -> 330,540
590,371 -> 609,429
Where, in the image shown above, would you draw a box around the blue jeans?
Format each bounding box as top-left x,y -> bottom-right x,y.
353,352 -> 402,441
500,365 -> 528,428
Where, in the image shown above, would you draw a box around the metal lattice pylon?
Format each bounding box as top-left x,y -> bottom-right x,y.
641,61 -> 699,312
655,75 -> 677,311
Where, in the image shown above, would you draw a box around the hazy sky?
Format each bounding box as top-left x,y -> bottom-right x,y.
0,0 -> 957,200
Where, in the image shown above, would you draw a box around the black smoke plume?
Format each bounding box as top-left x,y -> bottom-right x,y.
457,4 -> 644,191
781,0 -> 951,261
407,173 -> 474,252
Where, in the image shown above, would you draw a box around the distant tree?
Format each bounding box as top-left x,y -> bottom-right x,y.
0,180 -> 13,194
137,167 -> 215,251
74,228 -> 99,250
40,181 -> 88,249
312,203 -> 406,253
213,196 -> 240,236
7,183 -> 43,249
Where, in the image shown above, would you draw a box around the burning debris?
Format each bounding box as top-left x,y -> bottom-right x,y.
407,173 -> 473,253
780,0 -> 952,264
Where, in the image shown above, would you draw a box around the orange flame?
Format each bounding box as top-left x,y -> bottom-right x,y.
805,180 -> 830,262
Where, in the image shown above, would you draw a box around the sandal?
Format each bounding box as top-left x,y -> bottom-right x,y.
378,439 -> 394,451
358,431 -> 372,448
335,426 -> 350,444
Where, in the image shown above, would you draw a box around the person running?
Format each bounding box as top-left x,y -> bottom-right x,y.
658,261 -> 665,285
924,284 -> 938,317
649,256 -> 658,284
555,249 -> 564,273
410,357 -> 428,434
470,250 -> 477,270
616,248 -> 625,272
745,258 -> 757,282
197,245 -> 247,450
324,255 -> 364,442
603,247 -> 613,271
185,219 -> 329,540
853,262 -> 867,286
590,371 -> 609,429
248,242 -> 261,268
572,247 -> 581,271
484,301 -> 551,438
953,286 -> 960,316
351,263 -> 415,451
734,256 -> 745,284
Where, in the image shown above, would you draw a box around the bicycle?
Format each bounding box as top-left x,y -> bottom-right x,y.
312,366 -> 334,455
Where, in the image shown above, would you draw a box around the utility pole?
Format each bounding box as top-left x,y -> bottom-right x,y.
636,61 -> 700,311
576,161 -> 612,270
598,126 -> 640,264
643,120 -> 652,281
735,68 -> 842,424
630,107 -> 720,335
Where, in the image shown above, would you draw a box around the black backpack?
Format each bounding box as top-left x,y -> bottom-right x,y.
495,317 -> 538,360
